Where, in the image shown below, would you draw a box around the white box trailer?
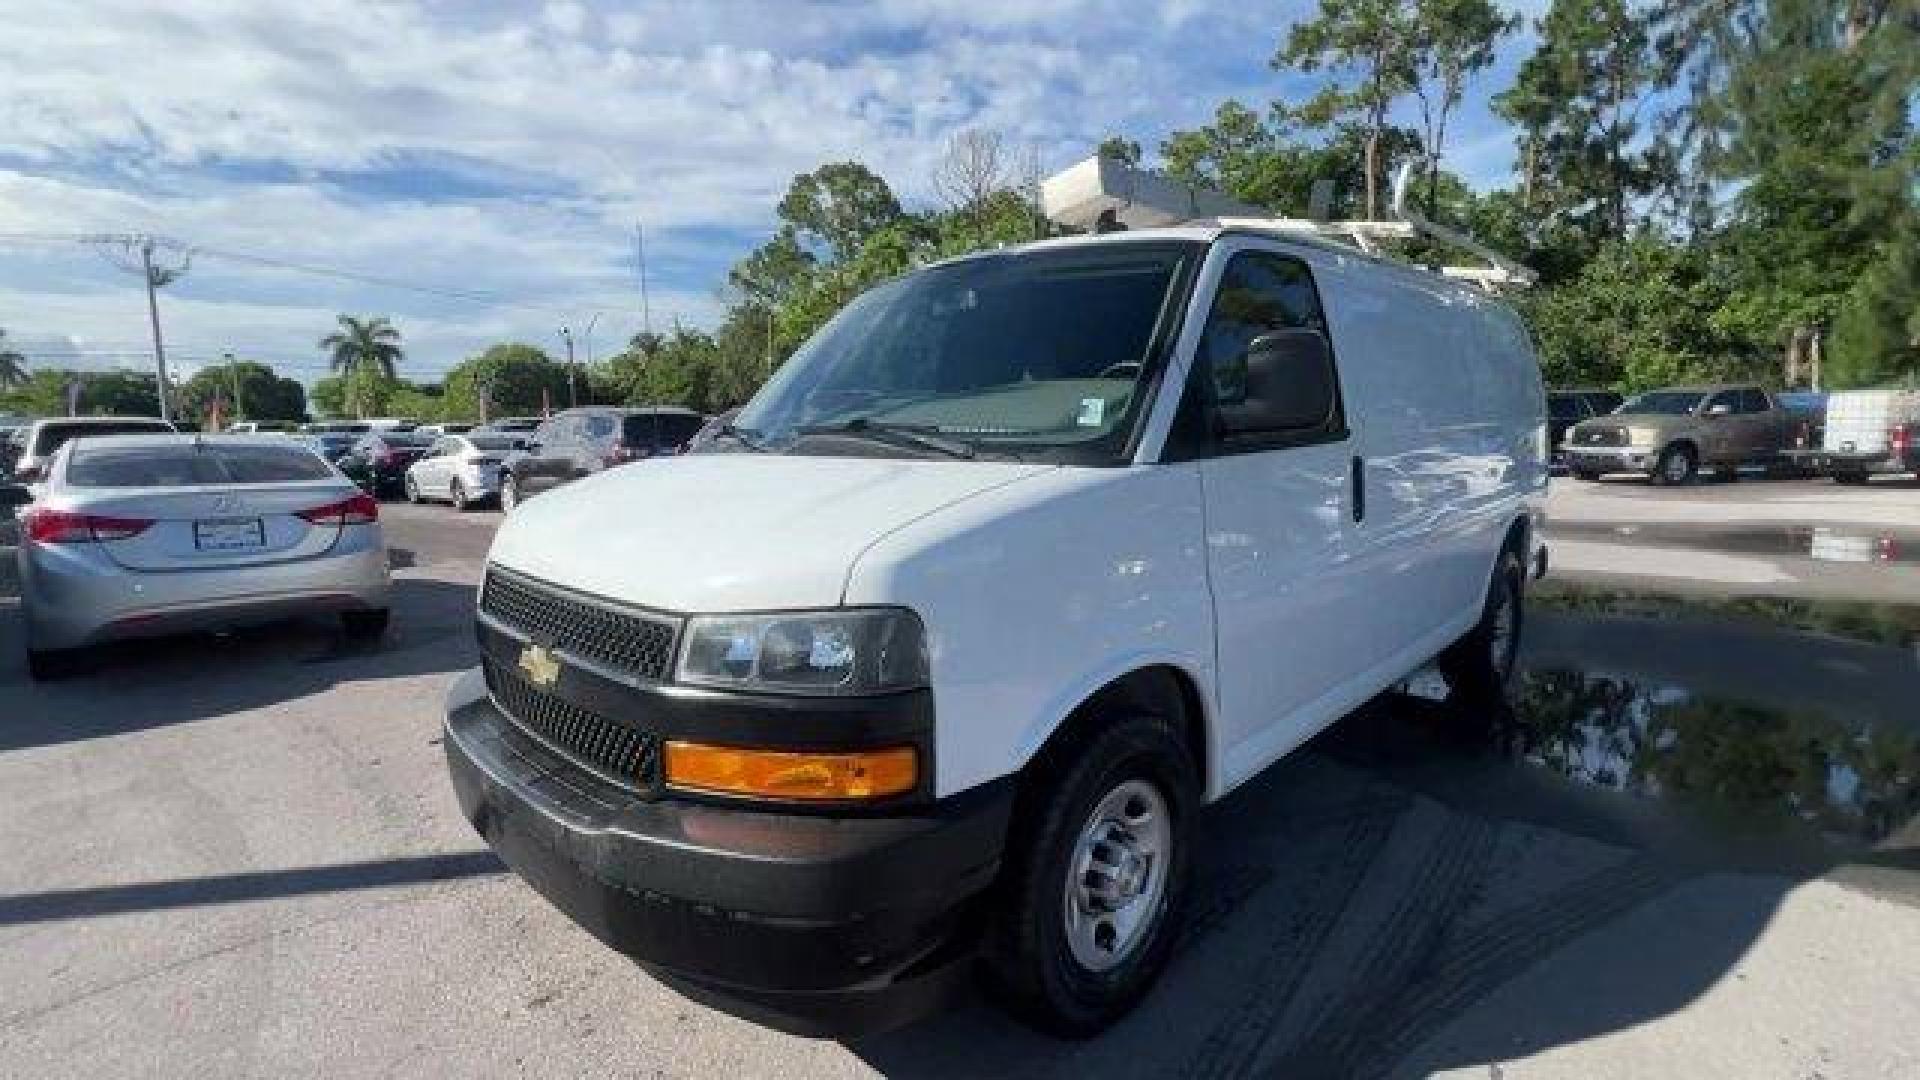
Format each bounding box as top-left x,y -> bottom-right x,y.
1818,388 -> 1920,482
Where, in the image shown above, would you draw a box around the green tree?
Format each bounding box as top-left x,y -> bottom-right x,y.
1411,0 -> 1515,215
1096,136 -> 1142,165
1667,0 -> 1918,387
0,329 -> 27,389
776,162 -> 905,263
178,361 -> 308,427
1495,0 -> 1665,259
1162,100 -> 1421,218
728,227 -> 816,308
441,343 -> 569,421
318,315 -> 404,418
1274,0 -> 1421,219
309,375 -> 348,419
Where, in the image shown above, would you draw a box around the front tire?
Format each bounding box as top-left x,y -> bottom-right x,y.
986,716 -> 1197,1037
1440,548 -> 1525,706
1652,444 -> 1697,486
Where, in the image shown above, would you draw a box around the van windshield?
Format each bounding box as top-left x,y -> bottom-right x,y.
729,242 -> 1196,464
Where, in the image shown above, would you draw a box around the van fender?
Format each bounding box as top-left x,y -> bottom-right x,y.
1007,650 -> 1217,796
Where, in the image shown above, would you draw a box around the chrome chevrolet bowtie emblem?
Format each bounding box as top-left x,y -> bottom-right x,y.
518,644 -> 561,689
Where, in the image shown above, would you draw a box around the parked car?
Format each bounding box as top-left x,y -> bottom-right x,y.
1546,388 -> 1624,467
444,229 -> 1547,1037
403,432 -> 522,511
1804,388 -> 1920,484
303,431 -> 360,465
10,433 -> 391,679
333,430 -> 435,497
8,416 -> 178,487
414,422 -> 474,437
474,416 -> 542,435
363,417 -> 419,432
498,406 -> 705,512
0,425 -> 29,476
225,421 -> 293,434
1564,383 -> 1793,484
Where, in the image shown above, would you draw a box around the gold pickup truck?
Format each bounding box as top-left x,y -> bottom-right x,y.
1564,384 -> 1795,484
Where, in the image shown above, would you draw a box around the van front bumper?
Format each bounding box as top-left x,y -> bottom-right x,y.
442,669 -> 1013,1036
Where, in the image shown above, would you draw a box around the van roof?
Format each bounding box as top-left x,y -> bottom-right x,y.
929,226 -> 1499,302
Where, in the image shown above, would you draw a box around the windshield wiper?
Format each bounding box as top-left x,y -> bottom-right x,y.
796,418 -> 977,460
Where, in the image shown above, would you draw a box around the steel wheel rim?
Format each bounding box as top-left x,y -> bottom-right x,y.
1063,778 -> 1171,973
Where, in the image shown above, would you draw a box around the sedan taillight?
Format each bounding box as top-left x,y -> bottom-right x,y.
1891,424 -> 1912,455
23,508 -> 153,544
298,492 -> 380,526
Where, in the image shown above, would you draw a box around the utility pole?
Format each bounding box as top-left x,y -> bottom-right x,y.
635,221 -> 652,335
225,350 -> 243,423
559,326 -> 577,407
86,233 -> 190,423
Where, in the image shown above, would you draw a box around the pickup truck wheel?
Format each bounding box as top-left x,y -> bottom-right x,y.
1440,549 -> 1525,706
1653,444 -> 1697,486
987,716 -> 1197,1037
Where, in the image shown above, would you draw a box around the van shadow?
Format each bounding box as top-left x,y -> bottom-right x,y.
849,697 -> 1800,1079
854,605 -> 1920,1078
0,574 -> 479,754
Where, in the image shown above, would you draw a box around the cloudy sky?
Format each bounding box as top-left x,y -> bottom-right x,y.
0,0 -> 1539,386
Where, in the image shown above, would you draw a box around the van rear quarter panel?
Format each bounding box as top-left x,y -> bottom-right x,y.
843,465 -> 1215,800
1301,247 -> 1547,639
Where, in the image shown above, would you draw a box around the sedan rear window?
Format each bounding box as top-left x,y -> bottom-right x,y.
68,443 -> 334,487
32,421 -> 173,456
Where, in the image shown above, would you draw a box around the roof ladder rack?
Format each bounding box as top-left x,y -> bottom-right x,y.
1041,157 -> 1536,292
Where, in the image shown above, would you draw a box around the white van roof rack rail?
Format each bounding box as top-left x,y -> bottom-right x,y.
1040,156 -> 1536,292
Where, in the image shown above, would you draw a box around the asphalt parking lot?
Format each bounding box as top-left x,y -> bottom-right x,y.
3,479 -> 1918,1078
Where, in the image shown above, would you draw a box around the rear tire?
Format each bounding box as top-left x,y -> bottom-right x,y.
986,715 -> 1197,1037
500,475 -> 520,513
342,609 -> 390,641
1440,549 -> 1525,707
1652,444 -> 1697,486
26,646 -> 89,681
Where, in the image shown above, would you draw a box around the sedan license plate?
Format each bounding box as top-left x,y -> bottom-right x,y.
194,517 -> 266,551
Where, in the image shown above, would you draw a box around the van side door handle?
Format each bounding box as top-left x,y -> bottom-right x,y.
1350,455 -> 1366,523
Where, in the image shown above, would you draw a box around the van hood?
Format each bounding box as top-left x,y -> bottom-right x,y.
486,454 -> 1054,611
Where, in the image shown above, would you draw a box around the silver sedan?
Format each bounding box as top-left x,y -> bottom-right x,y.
8,433 -> 392,679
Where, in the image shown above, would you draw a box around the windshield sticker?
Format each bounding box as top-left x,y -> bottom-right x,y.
1077,398 -> 1106,427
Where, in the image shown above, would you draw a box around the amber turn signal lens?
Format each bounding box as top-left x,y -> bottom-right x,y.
663,742 -> 916,801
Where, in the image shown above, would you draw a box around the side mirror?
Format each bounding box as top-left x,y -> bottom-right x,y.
1704,402 -> 1732,417
1217,329 -> 1339,436
0,483 -> 31,509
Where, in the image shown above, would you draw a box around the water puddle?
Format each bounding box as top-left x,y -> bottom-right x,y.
1504,666 -> 1920,847
1551,521 -> 1920,566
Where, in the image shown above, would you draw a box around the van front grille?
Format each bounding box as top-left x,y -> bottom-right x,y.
482,656 -> 660,790
480,567 -> 678,681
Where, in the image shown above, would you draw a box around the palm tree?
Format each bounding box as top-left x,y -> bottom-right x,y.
319,315 -> 403,418
0,328 -> 28,390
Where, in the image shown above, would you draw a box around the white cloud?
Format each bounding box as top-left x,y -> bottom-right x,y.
0,0 -> 1530,386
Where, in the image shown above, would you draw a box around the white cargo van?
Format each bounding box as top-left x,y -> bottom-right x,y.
1817,388 -> 1919,483
443,225 -> 1548,1036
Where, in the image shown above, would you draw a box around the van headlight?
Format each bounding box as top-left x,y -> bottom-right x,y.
676,608 -> 929,695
